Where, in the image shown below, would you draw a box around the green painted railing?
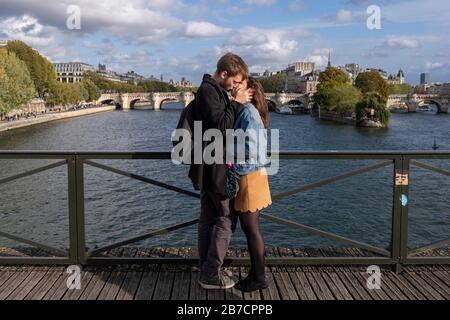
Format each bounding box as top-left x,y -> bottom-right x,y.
0,151 -> 449,272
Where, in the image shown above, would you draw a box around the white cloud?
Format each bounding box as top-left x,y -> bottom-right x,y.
0,15 -> 54,47
336,9 -> 353,24
287,0 -> 303,12
425,61 -> 447,70
220,27 -> 301,68
185,21 -> 231,38
0,0 -> 231,43
244,0 -> 277,6
384,36 -> 420,49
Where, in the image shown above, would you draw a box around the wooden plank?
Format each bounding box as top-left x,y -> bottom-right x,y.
207,289 -> 225,301
152,271 -> 175,300
97,271 -> 127,300
43,268 -> 72,300
225,249 -> 243,301
0,267 -> 18,289
380,274 -> 408,300
322,272 -> 353,300
24,268 -> 64,300
259,272 -> 280,300
337,272 -> 369,300
352,271 -> 389,300
116,271 -> 143,300
62,270 -> 95,300
134,248 -> 163,300
189,272 -> 207,300
78,270 -> 111,300
96,247 -> 135,300
433,271 -> 450,288
403,272 -> 444,300
171,271 -> 191,300
0,267 -> 36,300
272,272 -> 298,300
386,273 -> 426,300
6,267 -> 49,300
305,272 -> 334,300
134,271 -> 158,300
289,272 -> 316,300
417,272 -> 450,300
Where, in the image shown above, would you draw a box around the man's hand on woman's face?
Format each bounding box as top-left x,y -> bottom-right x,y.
233,87 -> 254,105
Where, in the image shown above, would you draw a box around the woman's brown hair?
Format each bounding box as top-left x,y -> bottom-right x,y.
247,77 -> 270,129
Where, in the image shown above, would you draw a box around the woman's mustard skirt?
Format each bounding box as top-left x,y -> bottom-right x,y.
234,168 -> 272,213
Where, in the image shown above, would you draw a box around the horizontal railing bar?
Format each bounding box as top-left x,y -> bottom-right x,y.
404,257 -> 450,265
0,257 -> 74,265
88,218 -> 199,256
0,230 -> 68,257
85,256 -> 395,266
408,236 -> 450,256
0,160 -> 67,186
411,160 -> 450,176
261,213 -> 390,257
2,150 -> 450,158
272,160 -> 392,201
84,160 -> 200,199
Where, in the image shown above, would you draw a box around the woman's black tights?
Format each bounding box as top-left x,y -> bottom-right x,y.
238,210 -> 265,282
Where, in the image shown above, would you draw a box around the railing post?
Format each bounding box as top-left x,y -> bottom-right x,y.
391,156 -> 410,273
391,157 -> 403,273
399,157 -> 410,268
67,155 -> 79,264
75,155 -> 87,265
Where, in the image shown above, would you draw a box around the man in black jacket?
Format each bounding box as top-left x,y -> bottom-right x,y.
191,53 -> 252,289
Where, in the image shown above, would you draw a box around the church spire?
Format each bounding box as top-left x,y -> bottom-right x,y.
327,50 -> 331,68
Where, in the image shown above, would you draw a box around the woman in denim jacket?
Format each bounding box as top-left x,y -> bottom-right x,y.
228,77 -> 272,292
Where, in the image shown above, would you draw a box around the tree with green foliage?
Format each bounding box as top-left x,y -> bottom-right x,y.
47,81 -> 88,106
5,40 -> 57,99
355,92 -> 390,127
314,67 -> 351,110
0,49 -> 37,113
327,83 -> 363,114
355,71 -> 389,103
388,83 -> 412,95
260,73 -> 286,93
139,80 -> 177,92
80,79 -> 101,101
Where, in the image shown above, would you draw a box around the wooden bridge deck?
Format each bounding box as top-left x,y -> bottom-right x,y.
0,247 -> 449,300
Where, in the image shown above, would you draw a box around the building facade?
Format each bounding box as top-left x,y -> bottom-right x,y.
387,69 -> 405,85
420,73 -> 430,85
54,62 -> 95,83
285,62 -> 315,92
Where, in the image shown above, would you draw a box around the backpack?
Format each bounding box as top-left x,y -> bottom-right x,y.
171,93 -> 196,165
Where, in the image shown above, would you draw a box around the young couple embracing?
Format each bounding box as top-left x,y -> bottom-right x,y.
187,52 -> 272,293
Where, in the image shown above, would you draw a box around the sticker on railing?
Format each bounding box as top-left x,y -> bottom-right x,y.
395,173 -> 409,186
401,194 -> 409,206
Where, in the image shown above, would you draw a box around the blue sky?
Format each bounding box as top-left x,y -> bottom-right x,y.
0,0 -> 449,85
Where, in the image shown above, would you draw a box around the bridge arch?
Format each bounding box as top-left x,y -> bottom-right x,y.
421,99 -> 446,113
157,98 -> 181,110
286,99 -> 305,106
99,98 -> 121,109
129,98 -> 153,110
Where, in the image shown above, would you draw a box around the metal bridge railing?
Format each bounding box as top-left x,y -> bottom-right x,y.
0,151 -> 449,272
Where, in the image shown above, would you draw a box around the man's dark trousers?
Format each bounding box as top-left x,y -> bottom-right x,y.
198,190 -> 238,276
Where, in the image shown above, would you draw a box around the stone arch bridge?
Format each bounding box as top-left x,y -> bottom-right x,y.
98,92 -> 310,110
388,94 -> 449,113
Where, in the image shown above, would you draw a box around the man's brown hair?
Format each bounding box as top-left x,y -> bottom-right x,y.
216,52 -> 248,79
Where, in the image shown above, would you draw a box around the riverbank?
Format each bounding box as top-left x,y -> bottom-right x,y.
0,105 -> 116,133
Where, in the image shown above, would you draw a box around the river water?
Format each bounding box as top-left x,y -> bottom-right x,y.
0,103 -> 449,254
